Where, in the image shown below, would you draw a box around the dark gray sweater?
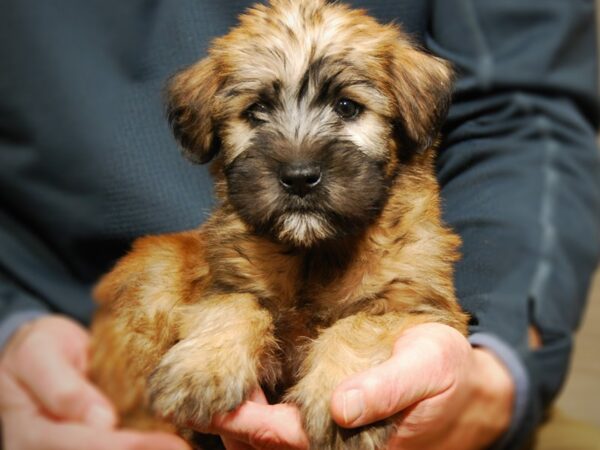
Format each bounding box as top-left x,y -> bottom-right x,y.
1,1 -> 598,449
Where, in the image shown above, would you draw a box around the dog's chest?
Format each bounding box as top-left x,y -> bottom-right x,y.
211,225 -> 412,338
281,239 -> 404,323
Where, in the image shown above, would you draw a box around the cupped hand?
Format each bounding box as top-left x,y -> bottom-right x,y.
330,323 -> 515,449
206,323 -> 514,450
0,315 -> 190,450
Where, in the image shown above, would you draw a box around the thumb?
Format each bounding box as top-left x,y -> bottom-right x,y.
330,323 -> 466,428
5,316 -> 117,428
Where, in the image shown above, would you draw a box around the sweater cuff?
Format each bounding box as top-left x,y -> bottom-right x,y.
469,332 -> 530,450
0,310 -> 49,352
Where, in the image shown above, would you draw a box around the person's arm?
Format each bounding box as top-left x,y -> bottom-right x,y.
325,4 -> 599,448
430,0 -> 600,447
0,216 -> 191,450
0,233 -> 190,448
0,184 -> 192,450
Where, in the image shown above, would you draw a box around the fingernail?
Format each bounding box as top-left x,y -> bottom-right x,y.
85,404 -> 116,429
342,389 -> 364,424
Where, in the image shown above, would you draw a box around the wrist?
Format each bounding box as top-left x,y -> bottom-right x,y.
469,347 -> 515,446
0,310 -> 49,357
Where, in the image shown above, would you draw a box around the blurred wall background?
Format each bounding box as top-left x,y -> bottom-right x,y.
556,272 -> 600,426
553,1 -> 600,427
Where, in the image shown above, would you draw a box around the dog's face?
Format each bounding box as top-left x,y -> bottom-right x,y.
168,0 -> 453,247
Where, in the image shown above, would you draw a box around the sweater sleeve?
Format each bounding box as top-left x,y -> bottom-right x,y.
0,0 -> 226,352
428,0 -> 600,447
0,208 -> 87,350
0,276 -> 49,350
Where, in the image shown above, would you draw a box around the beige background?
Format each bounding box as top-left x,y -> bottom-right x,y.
553,2 -> 600,427
556,271 -> 600,427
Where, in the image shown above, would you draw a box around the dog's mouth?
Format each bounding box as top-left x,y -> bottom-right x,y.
245,189 -> 339,246
279,189 -> 323,213
233,183 -> 383,247
273,210 -> 335,247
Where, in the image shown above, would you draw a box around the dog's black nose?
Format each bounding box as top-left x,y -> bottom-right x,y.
279,163 -> 322,197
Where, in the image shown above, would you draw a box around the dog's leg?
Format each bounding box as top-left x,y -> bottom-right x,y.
286,312 -> 441,450
147,293 -> 279,428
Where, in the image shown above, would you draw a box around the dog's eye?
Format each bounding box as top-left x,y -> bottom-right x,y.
244,102 -> 268,125
334,98 -> 362,120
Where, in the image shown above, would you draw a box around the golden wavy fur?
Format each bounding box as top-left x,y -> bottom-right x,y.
90,1 -> 468,448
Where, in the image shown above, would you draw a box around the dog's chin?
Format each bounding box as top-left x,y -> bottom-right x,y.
273,212 -> 336,248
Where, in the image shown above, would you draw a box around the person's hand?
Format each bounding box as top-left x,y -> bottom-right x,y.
206,322 -> 514,450
330,323 -> 514,449
0,315 -> 190,450
202,389 -> 308,450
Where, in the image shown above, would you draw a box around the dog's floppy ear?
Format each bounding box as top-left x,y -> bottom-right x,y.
388,43 -> 454,152
166,57 -> 221,164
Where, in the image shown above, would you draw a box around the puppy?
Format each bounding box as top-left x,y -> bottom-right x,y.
90,0 -> 468,448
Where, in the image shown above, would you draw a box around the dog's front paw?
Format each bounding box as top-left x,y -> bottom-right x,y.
147,338 -> 258,427
287,376 -> 394,450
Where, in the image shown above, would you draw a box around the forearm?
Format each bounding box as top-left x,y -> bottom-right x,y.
469,333 -> 530,449
468,347 -> 514,448
0,273 -> 50,350
431,0 -> 600,446
0,210 -> 97,350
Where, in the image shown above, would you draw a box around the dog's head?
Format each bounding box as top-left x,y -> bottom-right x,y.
168,0 -> 453,247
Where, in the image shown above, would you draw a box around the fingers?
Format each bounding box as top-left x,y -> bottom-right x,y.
1,315 -> 191,450
3,316 -> 117,428
21,346 -> 116,427
3,410 -> 190,450
220,389 -> 267,450
330,323 -> 470,428
208,401 -> 309,450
